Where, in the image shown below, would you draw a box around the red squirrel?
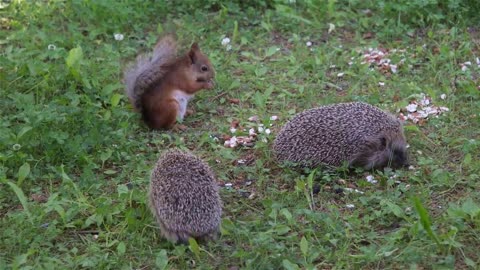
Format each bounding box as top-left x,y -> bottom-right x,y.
124,35 -> 215,129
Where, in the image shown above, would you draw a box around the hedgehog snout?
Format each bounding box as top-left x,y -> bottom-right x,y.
390,148 -> 409,168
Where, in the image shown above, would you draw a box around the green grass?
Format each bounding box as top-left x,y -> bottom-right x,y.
1,0 -> 480,269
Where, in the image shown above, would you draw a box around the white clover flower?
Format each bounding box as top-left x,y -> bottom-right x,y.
226,44 -> 232,51
306,41 -> 312,47
221,37 -> 231,46
366,175 -> 377,184
440,94 -> 446,100
230,127 -> 237,134
270,115 -> 278,121
12,144 -> 21,151
114,33 -> 124,41
47,44 -> 56,50
258,126 -> 264,133
265,128 -> 271,135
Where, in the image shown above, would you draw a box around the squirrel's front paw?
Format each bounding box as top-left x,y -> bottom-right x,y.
172,124 -> 188,132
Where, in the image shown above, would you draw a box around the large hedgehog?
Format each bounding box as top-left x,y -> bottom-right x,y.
148,149 -> 222,244
273,102 -> 408,170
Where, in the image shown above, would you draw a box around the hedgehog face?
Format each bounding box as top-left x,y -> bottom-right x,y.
350,134 -> 408,170
390,147 -> 408,168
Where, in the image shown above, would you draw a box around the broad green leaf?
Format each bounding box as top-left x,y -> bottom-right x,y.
384,200 -> 405,218
265,46 -> 279,58
300,236 -> 308,257
155,249 -> 169,270
188,238 -> 200,259
110,93 -> 122,107
117,242 -> 126,255
100,150 -> 112,163
275,225 -> 291,235
17,126 -> 33,139
232,20 -> 239,43
280,208 -> 292,222
104,169 -> 117,175
463,153 -> 472,165
228,80 -> 241,90
461,198 -> 480,218
66,47 -> 83,68
307,170 -> 316,190
117,184 -> 129,196
17,162 -> 30,186
282,259 -> 300,270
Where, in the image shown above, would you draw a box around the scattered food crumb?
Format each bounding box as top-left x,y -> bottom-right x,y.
378,82 -> 385,86
225,183 -> 233,188
270,115 -> 278,121
399,93 -> 449,124
357,47 -> 406,75
344,188 -> 365,194
248,115 -> 259,122
346,204 -> 355,209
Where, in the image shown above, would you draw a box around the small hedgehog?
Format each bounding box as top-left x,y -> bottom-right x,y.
148,149 -> 222,244
273,102 -> 408,170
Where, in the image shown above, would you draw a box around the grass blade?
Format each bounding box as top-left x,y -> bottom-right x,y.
413,197 -> 440,246
3,179 -> 33,223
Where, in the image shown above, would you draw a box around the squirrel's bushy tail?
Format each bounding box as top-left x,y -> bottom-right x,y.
124,35 -> 177,111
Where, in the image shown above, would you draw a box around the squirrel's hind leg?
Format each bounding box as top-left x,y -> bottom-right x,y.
147,98 -> 179,130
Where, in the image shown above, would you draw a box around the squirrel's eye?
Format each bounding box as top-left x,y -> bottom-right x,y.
201,65 -> 208,72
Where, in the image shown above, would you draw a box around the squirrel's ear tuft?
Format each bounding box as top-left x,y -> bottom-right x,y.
191,43 -> 200,51
188,43 -> 200,64
188,49 -> 196,64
